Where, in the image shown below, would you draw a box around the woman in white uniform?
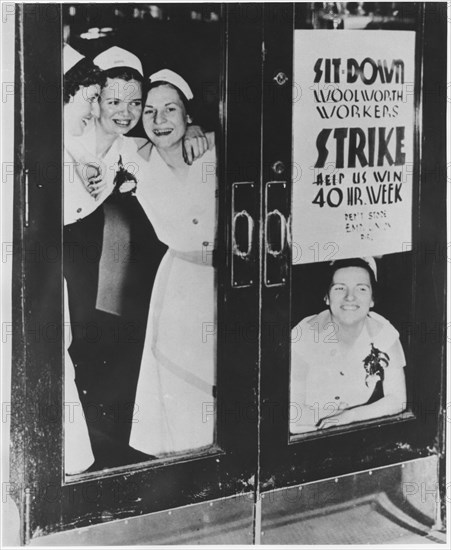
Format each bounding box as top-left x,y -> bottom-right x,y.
63,44 -> 104,474
290,257 -> 407,433
130,70 -> 217,456
64,46 -> 149,470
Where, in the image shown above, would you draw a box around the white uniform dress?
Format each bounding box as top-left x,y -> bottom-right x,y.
130,147 -> 217,456
290,309 -> 406,432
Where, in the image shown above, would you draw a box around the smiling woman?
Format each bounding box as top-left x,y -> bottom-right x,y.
97,75 -> 143,134
64,83 -> 100,136
129,70 -> 218,456
143,83 -> 191,150
63,44 -> 105,475
93,47 -> 144,156
63,46 -> 161,472
290,257 -> 407,434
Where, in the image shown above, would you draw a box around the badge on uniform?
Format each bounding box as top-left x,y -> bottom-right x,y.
113,155 -> 138,196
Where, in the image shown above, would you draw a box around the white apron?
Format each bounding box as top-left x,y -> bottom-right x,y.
130,148 -> 217,456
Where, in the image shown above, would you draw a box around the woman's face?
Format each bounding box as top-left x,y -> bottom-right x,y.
142,84 -> 189,150
98,77 -> 142,136
326,266 -> 374,327
64,84 -> 100,137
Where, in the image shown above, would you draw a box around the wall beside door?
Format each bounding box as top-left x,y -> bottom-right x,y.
1,7 -> 21,547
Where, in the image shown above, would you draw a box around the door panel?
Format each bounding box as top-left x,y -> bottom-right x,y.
260,456 -> 442,545
30,493 -> 255,546
259,1 -> 447,541
11,3 -> 262,542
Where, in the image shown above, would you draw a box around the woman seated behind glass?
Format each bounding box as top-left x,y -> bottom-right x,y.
290,257 -> 406,434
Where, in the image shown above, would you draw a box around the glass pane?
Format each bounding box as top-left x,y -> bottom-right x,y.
290,3 -> 417,438
63,3 -> 221,477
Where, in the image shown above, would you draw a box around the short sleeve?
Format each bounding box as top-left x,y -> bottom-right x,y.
386,338 -> 406,370
369,312 -> 406,371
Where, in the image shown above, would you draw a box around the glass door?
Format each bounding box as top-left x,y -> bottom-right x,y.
259,2 -> 447,544
8,2 -> 446,545
10,3 -> 265,543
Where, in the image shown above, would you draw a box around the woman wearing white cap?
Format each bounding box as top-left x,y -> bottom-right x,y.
65,46 -> 162,469
63,44 -> 104,474
129,70 -> 217,456
290,257 -> 407,433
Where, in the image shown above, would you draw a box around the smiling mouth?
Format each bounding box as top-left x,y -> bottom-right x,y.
341,305 -> 359,310
153,128 -> 173,136
113,119 -> 132,127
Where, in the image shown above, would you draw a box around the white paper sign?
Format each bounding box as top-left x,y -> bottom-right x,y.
292,30 -> 415,264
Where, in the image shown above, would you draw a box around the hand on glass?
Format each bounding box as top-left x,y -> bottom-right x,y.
316,408 -> 356,430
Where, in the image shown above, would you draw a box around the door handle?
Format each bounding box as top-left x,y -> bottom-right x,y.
231,182 -> 257,288
232,210 -> 254,259
265,208 -> 287,257
264,181 -> 289,287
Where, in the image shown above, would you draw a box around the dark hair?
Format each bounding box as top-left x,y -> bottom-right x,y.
326,258 -> 377,301
143,80 -> 191,112
103,66 -> 143,83
63,58 -> 105,104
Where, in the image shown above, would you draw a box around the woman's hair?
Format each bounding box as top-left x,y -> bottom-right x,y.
326,258 -> 377,301
143,80 -> 191,112
103,66 -> 143,83
63,58 -> 105,104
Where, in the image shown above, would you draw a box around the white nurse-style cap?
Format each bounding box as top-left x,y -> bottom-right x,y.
148,68 -> 193,100
361,256 -> 378,280
63,44 -> 85,75
94,46 -> 143,76
330,256 -> 378,280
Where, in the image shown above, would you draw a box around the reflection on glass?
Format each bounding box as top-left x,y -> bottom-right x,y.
298,2 -> 417,30
290,258 -> 407,434
63,4 -> 220,476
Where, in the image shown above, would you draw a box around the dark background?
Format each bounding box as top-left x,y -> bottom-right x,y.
64,3 -> 222,132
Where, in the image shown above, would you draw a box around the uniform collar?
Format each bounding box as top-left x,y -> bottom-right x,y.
308,309 -> 399,350
92,119 -> 126,160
